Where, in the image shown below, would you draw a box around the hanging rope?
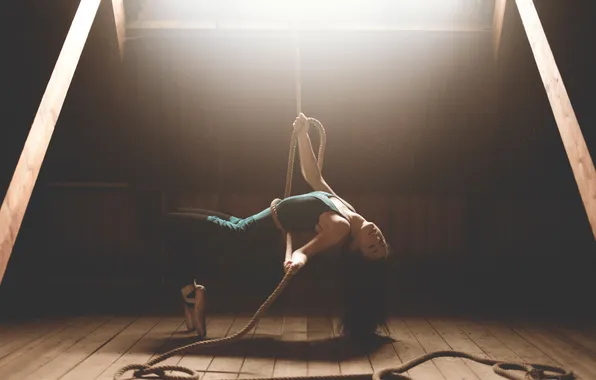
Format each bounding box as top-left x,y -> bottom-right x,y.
113,35 -> 575,380
282,118 -> 326,262
282,34 -> 327,262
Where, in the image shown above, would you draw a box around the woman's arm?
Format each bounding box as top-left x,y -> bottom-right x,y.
284,213 -> 350,272
294,114 -> 336,194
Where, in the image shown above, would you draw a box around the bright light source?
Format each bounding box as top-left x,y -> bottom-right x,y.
221,0 -> 465,25
141,0 -> 486,30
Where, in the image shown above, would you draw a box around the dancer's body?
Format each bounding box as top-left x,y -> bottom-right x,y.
165,114 -> 390,340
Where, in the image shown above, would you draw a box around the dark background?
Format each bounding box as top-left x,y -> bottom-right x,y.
1,0 -> 595,318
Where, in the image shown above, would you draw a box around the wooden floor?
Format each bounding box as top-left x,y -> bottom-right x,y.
1,313 -> 595,380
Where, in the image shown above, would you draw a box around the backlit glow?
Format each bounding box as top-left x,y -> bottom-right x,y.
138,0 -> 487,30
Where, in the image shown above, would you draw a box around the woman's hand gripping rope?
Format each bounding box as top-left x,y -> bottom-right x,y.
293,113 -> 310,135
284,250 -> 307,274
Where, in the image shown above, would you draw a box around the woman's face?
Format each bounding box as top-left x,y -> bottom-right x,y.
351,221 -> 387,260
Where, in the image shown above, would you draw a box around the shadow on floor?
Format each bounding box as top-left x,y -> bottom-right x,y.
141,334 -> 395,361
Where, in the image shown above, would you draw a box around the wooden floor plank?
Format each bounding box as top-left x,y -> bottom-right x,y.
454,319 -> 523,362
404,318 -> 479,380
0,317 -> 70,358
428,318 -> 502,380
387,317 -> 444,380
59,316 -> 160,380
142,316 -> 209,378
5,313 -> 596,380
554,325 -> 596,357
23,316 -> 134,380
510,322 -> 596,380
238,316 -> 282,379
307,316 -> 340,376
331,317 -> 372,376
272,316 -> 308,377
0,317 -> 76,364
178,315 -> 236,380
204,315 -> 254,380
0,316 -> 109,380
95,316 -> 181,380
481,320 -> 561,367
367,333 -> 403,375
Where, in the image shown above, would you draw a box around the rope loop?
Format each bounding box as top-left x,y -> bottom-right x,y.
528,368 -> 545,380
284,117 -> 326,261
493,361 -> 573,380
133,365 -> 199,380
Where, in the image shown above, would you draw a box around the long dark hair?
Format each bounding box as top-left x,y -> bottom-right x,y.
337,245 -> 391,341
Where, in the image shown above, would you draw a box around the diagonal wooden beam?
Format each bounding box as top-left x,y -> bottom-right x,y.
515,0 -> 596,240
0,0 -> 102,284
492,0 -> 508,59
111,0 -> 126,60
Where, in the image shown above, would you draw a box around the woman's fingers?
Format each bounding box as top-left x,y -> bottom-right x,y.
293,114 -> 310,134
284,261 -> 304,274
284,260 -> 300,273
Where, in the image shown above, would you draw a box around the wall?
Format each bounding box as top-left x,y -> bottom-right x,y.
2,2 -> 595,315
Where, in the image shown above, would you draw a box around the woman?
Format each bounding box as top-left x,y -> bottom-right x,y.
164,113 -> 390,341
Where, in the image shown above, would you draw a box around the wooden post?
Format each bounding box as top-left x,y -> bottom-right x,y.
493,0 -> 507,59
0,0 -> 102,284
515,0 -> 596,240
111,0 -> 126,60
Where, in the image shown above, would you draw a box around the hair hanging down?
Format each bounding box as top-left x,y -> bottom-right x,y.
338,245 -> 392,341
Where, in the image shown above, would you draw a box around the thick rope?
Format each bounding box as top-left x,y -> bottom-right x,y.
111,28 -> 574,380
283,118 -> 326,261
113,117 -> 574,380
113,119 -> 325,380
114,269 -> 298,380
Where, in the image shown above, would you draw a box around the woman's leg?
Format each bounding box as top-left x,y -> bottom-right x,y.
204,208 -> 285,291
163,212 -> 221,289
204,207 -> 277,234
174,208 -> 239,222
163,207 -> 279,289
